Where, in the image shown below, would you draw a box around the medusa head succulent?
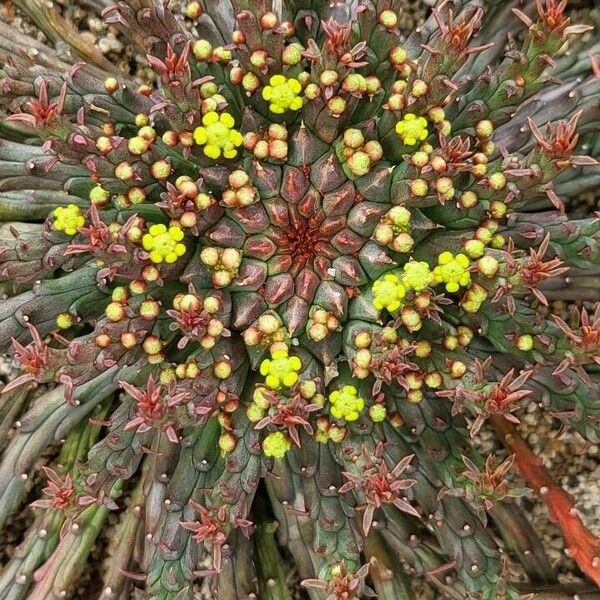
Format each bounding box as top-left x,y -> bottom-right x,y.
1,0 -> 600,597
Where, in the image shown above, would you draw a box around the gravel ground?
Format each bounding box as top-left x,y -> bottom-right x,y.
1,0 -> 600,599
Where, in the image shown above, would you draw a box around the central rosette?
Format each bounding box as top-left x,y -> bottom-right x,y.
274,211 -> 329,276
198,162 -> 394,337
263,200 -> 350,279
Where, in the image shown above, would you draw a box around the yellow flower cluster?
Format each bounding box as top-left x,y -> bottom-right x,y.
401,260 -> 433,292
142,224 -> 186,264
262,431 -> 291,458
193,111 -> 243,159
53,204 -> 85,236
372,273 -> 406,312
262,75 -> 304,114
329,385 -> 365,422
395,113 -> 429,146
372,261 -> 437,313
433,251 -> 471,293
259,349 -> 302,389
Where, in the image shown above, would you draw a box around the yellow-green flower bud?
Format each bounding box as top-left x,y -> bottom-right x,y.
347,151 -> 371,177
464,239 -> 485,258
56,312 -> 76,330
329,385 -> 365,422
247,403 -> 265,422
396,114 -> 429,146
379,9 -> 398,29
516,334 -> 534,351
372,273 -> 406,312
262,431 -> 291,458
477,255 -> 500,278
260,349 -> 302,389
262,75 -> 304,114
53,204 -> 85,235
142,224 -> 186,264
410,178 -> 429,197
401,260 -> 433,292
369,404 -> 387,422
89,185 -> 110,206
433,252 -> 471,293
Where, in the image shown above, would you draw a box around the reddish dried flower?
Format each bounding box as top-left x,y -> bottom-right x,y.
553,306 -> 600,377
430,5 -> 488,55
179,501 -> 252,572
302,562 -> 372,600
339,444 -> 418,535
368,342 -> 418,395
461,454 -> 517,510
6,80 -> 67,128
254,390 -> 321,447
65,205 -> 110,255
437,134 -> 473,169
2,324 -> 52,393
30,467 -> 75,510
519,234 -> 569,306
119,376 -> 189,443
438,359 -> 533,436
534,0 -> 569,33
528,113 -> 598,169
147,42 -> 191,86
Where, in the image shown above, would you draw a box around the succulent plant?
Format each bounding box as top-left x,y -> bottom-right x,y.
1,0 -> 600,598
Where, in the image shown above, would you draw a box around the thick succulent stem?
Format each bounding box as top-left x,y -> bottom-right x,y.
214,531 -> 258,600
28,481 -> 123,599
0,378 -> 115,532
252,498 -> 294,600
0,388 -> 29,452
101,466 -> 146,599
542,274 -> 600,301
491,415 -> 600,587
0,404 -> 108,599
489,500 -> 557,584
363,530 -> 416,600
11,0 -> 121,74
515,584 -> 600,599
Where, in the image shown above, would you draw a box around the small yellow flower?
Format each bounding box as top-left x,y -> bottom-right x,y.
142,224 -> 186,264
193,111 -> 243,159
260,349 -> 302,389
395,113 -> 429,146
401,260 -> 433,292
369,404 -> 387,423
53,204 -> 85,236
56,312 -> 75,330
433,251 -> 471,293
262,431 -> 292,458
329,385 -> 365,422
262,75 -> 304,114
372,273 -> 406,312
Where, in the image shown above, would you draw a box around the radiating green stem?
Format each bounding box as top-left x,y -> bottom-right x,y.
542,275 -> 600,301
253,498 -> 293,600
12,0 -> 121,74
0,403 -> 108,600
489,500 -> 556,584
29,480 -> 123,599
363,530 -> 416,600
515,585 -> 600,599
215,531 -> 258,600
0,388 -> 29,452
101,463 -> 147,598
